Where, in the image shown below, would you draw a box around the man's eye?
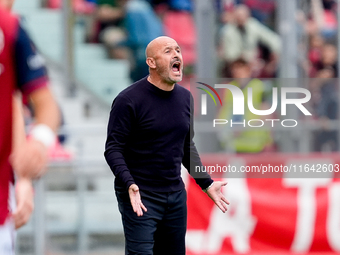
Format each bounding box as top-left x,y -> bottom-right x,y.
165,50 -> 170,53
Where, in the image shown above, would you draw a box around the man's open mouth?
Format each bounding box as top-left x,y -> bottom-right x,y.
172,61 -> 181,73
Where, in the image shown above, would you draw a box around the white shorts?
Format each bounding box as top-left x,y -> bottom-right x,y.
0,183 -> 16,255
0,219 -> 15,255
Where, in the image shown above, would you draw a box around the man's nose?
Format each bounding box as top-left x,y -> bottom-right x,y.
173,52 -> 180,59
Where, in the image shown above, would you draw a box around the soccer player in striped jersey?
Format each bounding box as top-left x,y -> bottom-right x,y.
0,0 -> 60,253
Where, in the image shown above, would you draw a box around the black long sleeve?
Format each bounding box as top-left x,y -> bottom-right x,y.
104,77 -> 213,192
104,93 -> 136,191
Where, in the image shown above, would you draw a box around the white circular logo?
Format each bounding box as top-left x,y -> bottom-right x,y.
0,28 -> 4,54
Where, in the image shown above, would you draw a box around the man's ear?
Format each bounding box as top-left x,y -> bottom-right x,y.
146,57 -> 156,69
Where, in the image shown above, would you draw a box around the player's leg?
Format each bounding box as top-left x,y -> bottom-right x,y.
153,189 -> 187,255
0,219 -> 15,255
0,184 -> 16,255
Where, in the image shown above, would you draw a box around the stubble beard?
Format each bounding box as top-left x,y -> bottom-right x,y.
156,64 -> 182,85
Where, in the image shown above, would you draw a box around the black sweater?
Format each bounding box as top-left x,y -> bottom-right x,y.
104,77 -> 213,192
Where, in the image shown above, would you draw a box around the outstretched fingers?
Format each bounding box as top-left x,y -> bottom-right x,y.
216,201 -> 227,213
140,202 -> 147,213
129,184 -> 147,217
221,195 -> 230,205
206,181 -> 230,213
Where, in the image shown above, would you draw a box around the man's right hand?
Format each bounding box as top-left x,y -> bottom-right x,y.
128,184 -> 147,217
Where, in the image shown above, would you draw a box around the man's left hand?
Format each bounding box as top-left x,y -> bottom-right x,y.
206,181 -> 230,213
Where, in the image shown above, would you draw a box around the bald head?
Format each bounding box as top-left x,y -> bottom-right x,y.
145,36 -> 178,59
145,36 -> 183,87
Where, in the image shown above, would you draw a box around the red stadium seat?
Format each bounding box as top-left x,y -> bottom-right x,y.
163,11 -> 196,65
47,0 -> 95,14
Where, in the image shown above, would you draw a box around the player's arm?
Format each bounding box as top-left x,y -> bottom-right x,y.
14,22 -> 60,131
8,6 -> 60,230
11,22 -> 60,179
11,95 -> 26,155
28,86 -> 60,132
10,95 -> 35,229
12,177 -> 34,229
10,94 -> 50,179
11,89 -> 59,228
256,19 -> 281,55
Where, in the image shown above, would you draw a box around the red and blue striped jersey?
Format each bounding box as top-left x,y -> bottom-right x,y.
0,6 -> 49,225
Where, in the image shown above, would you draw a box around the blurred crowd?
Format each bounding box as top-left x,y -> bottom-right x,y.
43,0 -> 339,79
216,0 -> 339,153
45,0 -> 195,83
304,0 -> 338,152
44,0 -> 339,153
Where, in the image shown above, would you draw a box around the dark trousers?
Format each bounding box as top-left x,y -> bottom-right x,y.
115,188 -> 187,255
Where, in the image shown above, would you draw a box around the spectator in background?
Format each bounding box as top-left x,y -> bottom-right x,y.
95,0 -> 127,58
146,0 -> 169,16
217,59 -> 273,153
219,0 -> 276,28
310,43 -> 338,77
219,0 -> 237,24
125,0 -> 164,81
167,0 -> 192,12
310,68 -> 338,151
219,4 -> 280,78
242,0 -> 276,27
309,0 -> 337,41
308,34 -> 324,75
96,0 -> 125,33
147,0 -> 192,12
103,0 -> 164,82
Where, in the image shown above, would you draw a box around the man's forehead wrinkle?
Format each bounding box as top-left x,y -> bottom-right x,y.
162,43 -> 180,51
145,36 -> 179,58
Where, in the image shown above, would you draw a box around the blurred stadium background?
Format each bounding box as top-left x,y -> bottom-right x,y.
12,0 -> 340,254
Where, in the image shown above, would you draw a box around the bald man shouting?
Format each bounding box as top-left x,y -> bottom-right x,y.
105,36 -> 229,255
